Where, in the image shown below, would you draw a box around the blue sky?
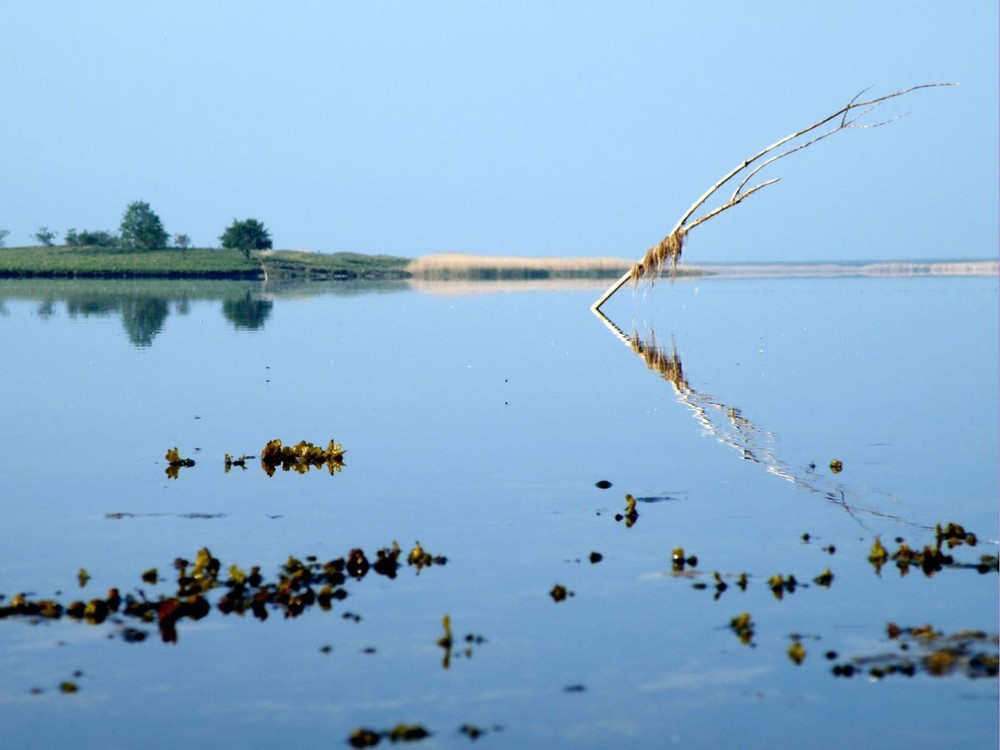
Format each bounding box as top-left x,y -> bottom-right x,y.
1,2 -> 996,262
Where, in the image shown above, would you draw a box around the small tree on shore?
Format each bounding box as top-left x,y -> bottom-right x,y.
120,201 -> 168,250
173,233 -> 191,250
0,229 -> 9,248
220,218 -> 272,259
34,227 -> 57,246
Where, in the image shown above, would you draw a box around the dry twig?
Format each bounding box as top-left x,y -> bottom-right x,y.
592,83 -> 956,311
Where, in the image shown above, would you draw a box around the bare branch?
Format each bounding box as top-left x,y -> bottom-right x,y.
591,82 -> 956,312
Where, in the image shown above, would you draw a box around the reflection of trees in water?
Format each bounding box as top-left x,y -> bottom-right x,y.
65,295 -> 120,317
221,292 -> 273,331
4,287 -> 273,346
594,309 -> 906,529
120,297 -> 170,348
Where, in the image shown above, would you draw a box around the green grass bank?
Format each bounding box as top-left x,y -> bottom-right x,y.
0,245 -> 411,280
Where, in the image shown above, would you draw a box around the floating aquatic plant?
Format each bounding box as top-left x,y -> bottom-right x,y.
348,724 -> 431,746
614,494 -> 639,527
768,574 -> 798,600
0,542 -> 444,644
259,438 -> 345,476
832,623 -> 999,680
730,612 -> 755,646
164,447 -> 195,478
407,541 -> 446,573
869,523 -> 994,578
788,639 -> 807,665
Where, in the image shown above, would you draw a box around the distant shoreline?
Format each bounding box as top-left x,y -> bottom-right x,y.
0,246 -> 995,281
685,259 -> 999,278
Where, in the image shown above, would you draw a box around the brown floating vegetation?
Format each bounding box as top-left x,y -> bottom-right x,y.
833,624 -> 999,680
614,494 -> 639,527
349,724 -> 431,747
259,438 -> 345,477
0,543 -> 445,644
788,639 -> 807,665
868,523 -> 996,578
164,447 -> 195,479
671,548 -> 698,572
730,612 -> 755,646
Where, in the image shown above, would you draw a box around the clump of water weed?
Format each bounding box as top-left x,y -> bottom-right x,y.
868,522 -> 995,578
614,494 -> 639,527
833,624 -> 999,680
164,447 -> 195,478
730,612 -> 755,646
0,542 -> 445,644
259,438 -> 345,476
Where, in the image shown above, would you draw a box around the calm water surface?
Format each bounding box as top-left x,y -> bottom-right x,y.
0,274 -> 996,749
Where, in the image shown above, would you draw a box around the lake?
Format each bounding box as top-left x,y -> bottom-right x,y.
0,272 -> 997,749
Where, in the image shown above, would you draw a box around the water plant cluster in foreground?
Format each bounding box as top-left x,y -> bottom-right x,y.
0,542 -> 446,645
166,438 -> 346,479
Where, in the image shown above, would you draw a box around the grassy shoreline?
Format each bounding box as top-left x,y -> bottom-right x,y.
0,245 -> 412,280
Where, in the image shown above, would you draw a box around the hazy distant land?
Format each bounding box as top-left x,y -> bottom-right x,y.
0,246 -> 995,281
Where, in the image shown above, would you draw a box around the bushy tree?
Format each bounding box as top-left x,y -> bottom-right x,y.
65,228 -> 119,247
220,218 -> 272,259
119,201 -> 168,250
173,233 -> 191,250
34,227 -> 57,246
0,229 -> 9,248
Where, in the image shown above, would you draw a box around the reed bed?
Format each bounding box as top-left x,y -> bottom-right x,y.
405,253 -> 633,281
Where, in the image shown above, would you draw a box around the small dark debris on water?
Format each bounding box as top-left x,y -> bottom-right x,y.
362,646 -> 377,654
634,494 -> 680,504
595,480 -> 612,489
563,684 -> 586,692
802,533 -> 811,542
550,584 -> 573,602
120,627 -> 147,643
829,459 -> 843,474
320,644 -> 332,653
589,551 -> 603,564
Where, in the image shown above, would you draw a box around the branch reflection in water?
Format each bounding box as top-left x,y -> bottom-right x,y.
593,307 -> 909,529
